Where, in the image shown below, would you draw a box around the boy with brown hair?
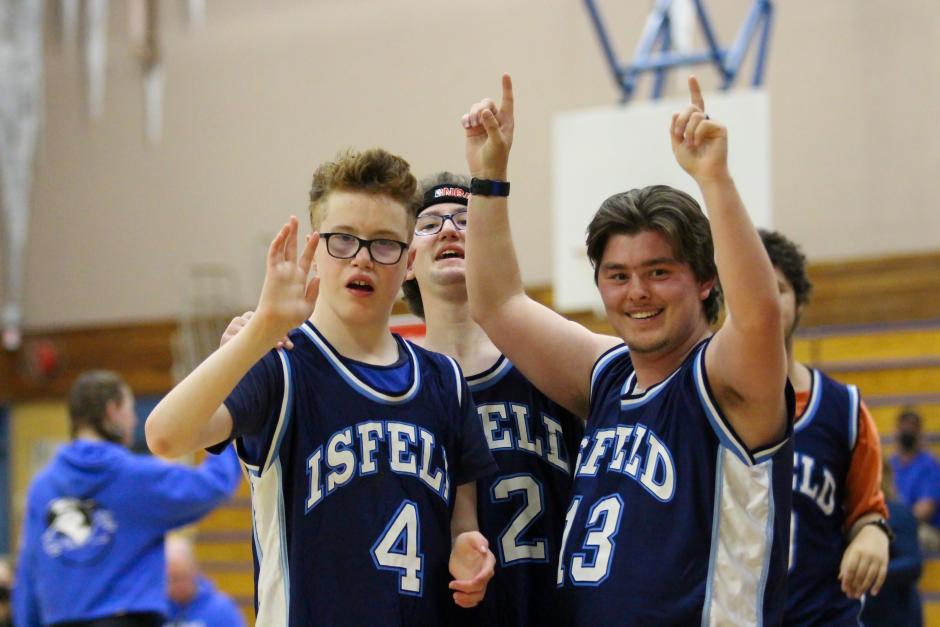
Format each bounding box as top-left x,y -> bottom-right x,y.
760,229 -> 890,625
462,75 -> 793,625
146,148 -> 496,626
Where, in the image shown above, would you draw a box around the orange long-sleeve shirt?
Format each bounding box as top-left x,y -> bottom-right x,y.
794,392 -> 888,530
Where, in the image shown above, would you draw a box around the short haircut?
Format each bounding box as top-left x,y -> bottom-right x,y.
308,148 -> 420,233
759,229 -> 813,306
897,408 -> 923,429
585,185 -> 722,324
401,172 -> 471,319
67,370 -> 128,442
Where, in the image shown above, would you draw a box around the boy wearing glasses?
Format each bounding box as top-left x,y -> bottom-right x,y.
145,149 -> 497,626
401,172 -> 583,626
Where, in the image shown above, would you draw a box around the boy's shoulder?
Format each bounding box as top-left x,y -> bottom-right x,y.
405,337 -> 452,365
405,337 -> 463,379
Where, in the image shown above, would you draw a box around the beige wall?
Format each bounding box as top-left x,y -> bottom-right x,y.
22,0 -> 940,329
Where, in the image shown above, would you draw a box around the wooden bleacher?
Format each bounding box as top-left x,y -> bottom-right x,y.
795,320 -> 940,625
193,473 -> 254,625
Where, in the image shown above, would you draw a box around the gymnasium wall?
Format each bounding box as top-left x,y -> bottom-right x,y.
20,0 -> 940,330
8,402 -> 70,553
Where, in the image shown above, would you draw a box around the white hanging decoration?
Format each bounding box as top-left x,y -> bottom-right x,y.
58,0 -> 79,48
144,62 -> 164,142
128,0 -> 146,49
83,0 -> 109,120
141,0 -> 163,142
0,0 -> 43,351
669,0 -> 695,92
186,0 -> 206,30
669,0 -> 696,52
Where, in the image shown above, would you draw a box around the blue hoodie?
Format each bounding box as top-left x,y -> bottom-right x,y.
13,441 -> 241,626
165,576 -> 245,627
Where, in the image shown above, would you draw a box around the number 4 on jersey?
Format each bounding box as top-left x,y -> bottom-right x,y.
371,500 -> 423,596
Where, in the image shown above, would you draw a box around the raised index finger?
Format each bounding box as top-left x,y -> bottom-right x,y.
500,73 -> 514,117
688,75 -> 705,111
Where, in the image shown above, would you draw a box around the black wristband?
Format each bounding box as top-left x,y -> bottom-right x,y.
470,178 -> 510,197
864,518 -> 895,542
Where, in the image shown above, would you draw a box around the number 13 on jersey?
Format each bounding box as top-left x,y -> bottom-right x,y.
557,494 -> 624,586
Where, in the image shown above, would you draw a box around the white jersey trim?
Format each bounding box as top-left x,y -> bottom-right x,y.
694,346 -> 789,466
589,344 -> 629,405
446,355 -> 463,407
702,446 -> 775,627
793,369 -> 823,433
250,458 -> 290,626
231,348 -> 293,474
299,323 -> 421,405
245,465 -> 265,567
847,385 -> 860,451
619,367 -> 682,409
693,347 -> 754,466
466,355 -> 513,392
261,349 -> 294,473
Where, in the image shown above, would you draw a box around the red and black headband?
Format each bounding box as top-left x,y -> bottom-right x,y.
422,184 -> 470,210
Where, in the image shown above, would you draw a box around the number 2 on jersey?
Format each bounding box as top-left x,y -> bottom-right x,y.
491,473 -> 548,565
371,500 -> 423,595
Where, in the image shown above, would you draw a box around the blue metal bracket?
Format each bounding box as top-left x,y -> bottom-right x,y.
584,0 -> 774,102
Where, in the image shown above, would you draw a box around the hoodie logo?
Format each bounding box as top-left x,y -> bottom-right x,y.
42,497 -> 117,564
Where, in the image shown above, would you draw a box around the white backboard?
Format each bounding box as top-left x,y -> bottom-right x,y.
551,89 -> 772,313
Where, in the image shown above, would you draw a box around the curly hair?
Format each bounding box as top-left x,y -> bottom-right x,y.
758,229 -> 813,306
308,148 -> 420,232
585,185 -> 722,324
401,172 -> 472,319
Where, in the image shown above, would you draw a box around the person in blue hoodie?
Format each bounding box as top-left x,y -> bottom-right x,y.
163,536 -> 244,627
13,370 -> 242,627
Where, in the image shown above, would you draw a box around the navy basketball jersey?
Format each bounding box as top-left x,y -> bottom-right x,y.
557,340 -> 794,626
221,321 -> 496,627
457,356 -> 584,626
785,369 -> 862,626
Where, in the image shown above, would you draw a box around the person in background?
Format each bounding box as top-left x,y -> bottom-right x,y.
759,229 -> 890,626
164,536 -> 245,627
0,556 -> 12,627
861,460 -> 923,627
404,171 -> 584,625
891,408 -> 940,551
145,149 -> 497,626
13,370 -> 242,627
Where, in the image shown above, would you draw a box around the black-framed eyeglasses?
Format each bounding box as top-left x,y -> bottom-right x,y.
414,209 -> 468,236
319,232 -> 408,265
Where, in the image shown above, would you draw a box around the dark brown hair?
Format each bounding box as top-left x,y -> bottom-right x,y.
68,370 -> 128,443
759,229 -> 813,307
585,185 -> 722,323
